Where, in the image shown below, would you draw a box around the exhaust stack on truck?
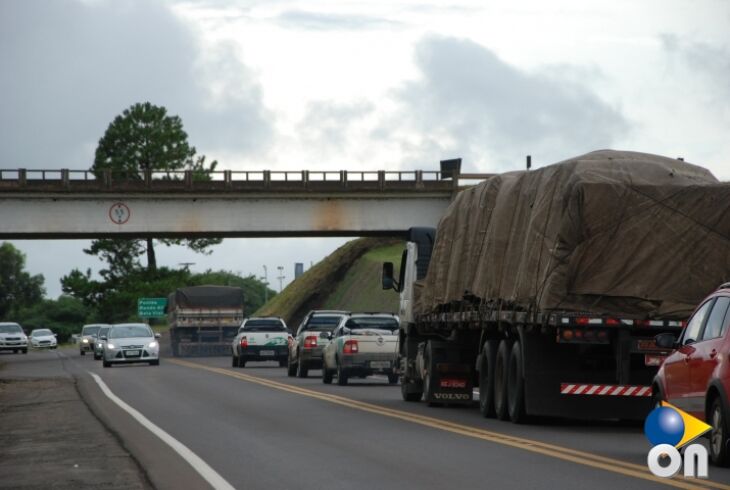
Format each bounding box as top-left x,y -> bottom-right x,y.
383,149 -> 730,422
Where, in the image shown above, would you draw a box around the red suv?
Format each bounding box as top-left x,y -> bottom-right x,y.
653,283 -> 730,466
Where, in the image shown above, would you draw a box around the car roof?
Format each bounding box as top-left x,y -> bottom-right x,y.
112,323 -> 150,328
0,322 -> 21,327
348,312 -> 398,317
244,316 -> 284,321
310,310 -> 349,315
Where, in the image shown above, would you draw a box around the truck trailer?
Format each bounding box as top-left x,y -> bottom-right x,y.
383,150 -> 730,422
168,286 -> 244,357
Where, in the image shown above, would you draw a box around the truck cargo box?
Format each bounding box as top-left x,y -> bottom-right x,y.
415,149 -> 730,319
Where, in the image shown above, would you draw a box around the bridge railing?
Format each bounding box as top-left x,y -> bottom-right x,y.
0,168 -> 470,192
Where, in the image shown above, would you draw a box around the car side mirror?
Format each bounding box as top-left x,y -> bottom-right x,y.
382,262 -> 397,291
100,335 -> 108,341
326,332 -> 333,340
655,333 -> 677,349
154,333 -> 161,339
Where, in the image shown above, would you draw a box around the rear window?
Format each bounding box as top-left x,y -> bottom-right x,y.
346,317 -> 399,332
304,316 -> 342,332
242,319 -> 286,332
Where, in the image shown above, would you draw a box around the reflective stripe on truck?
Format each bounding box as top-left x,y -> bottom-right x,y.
560,383 -> 652,396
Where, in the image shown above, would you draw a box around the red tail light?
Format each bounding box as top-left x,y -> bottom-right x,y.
304,336 -> 318,349
240,336 -> 248,348
343,339 -> 359,354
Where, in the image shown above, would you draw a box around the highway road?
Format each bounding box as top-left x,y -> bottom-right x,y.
3,348 -> 730,490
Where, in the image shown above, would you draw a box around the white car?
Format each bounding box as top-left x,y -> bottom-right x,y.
322,313 -> 400,385
29,329 -> 57,349
0,322 -> 28,354
102,323 -> 160,367
231,317 -> 291,368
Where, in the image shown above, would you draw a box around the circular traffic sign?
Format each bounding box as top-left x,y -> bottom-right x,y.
109,202 -> 131,225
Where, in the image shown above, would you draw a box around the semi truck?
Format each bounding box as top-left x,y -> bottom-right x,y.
382,150 -> 730,422
168,286 -> 244,357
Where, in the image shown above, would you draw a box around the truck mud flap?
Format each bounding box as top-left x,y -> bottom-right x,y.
422,341 -> 474,405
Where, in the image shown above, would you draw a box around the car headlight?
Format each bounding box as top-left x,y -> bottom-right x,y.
82,338 -> 89,343
106,343 -> 116,350
148,341 -> 158,349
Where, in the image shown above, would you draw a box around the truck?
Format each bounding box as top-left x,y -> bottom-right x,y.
382,150 -> 730,422
168,286 -> 244,357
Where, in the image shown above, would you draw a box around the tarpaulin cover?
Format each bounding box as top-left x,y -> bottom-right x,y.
415,150 -> 730,319
169,286 -> 244,309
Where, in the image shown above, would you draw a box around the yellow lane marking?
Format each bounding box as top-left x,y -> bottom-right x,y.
170,359 -> 730,490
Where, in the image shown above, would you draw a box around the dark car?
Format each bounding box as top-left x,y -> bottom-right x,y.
653,283 -> 730,466
287,310 -> 349,378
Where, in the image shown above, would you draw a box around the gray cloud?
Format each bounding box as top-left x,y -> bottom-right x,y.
276,10 -> 400,31
661,34 -> 730,101
0,0 -> 272,170
392,36 -> 629,170
298,100 -> 374,157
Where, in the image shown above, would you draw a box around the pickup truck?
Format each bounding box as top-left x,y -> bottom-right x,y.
288,310 -> 349,378
322,313 -> 400,385
231,317 -> 291,368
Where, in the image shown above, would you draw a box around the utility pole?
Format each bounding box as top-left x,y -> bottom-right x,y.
261,265 -> 269,303
277,266 -> 285,292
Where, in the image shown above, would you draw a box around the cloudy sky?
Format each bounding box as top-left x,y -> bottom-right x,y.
2,0 -> 729,297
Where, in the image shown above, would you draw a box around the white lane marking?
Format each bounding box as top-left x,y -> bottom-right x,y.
89,373 -> 234,490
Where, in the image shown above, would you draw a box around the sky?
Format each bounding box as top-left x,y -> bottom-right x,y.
1,0 -> 729,298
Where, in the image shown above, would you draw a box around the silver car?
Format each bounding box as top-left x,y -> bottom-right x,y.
79,324 -> 109,355
93,325 -> 111,360
102,323 -> 160,368
29,329 -> 57,349
0,323 -> 28,354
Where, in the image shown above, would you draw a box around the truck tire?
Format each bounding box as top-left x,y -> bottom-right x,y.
507,340 -> 527,423
297,358 -> 308,378
423,342 -> 441,407
336,361 -> 348,386
494,339 -> 512,420
478,340 -> 498,418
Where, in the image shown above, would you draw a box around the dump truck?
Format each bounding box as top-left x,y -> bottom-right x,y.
168,286 -> 244,357
382,150 -> 730,422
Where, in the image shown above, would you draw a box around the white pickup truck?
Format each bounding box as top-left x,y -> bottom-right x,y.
231,317 -> 291,368
321,313 -> 400,385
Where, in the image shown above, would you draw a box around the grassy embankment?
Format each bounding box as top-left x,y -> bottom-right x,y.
255,238 -> 404,329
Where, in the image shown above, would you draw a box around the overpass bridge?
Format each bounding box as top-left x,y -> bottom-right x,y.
0,168 -> 490,239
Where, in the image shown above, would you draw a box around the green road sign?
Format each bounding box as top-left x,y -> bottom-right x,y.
138,297 -> 167,318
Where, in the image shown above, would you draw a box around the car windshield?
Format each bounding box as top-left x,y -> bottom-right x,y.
32,329 -> 53,337
98,327 -> 110,337
346,317 -> 399,333
110,325 -> 152,339
305,316 -> 342,332
0,324 -> 23,334
82,326 -> 101,336
242,319 -> 286,332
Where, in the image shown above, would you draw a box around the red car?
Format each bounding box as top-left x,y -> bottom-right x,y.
653,283 -> 730,466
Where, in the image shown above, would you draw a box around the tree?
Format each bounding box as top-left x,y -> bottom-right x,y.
0,243 -> 45,318
17,296 -> 90,343
90,102 -> 221,272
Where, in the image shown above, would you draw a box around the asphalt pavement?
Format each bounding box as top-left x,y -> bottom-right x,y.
3,347 -> 730,490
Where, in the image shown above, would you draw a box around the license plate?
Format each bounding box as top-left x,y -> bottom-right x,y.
370,361 -> 390,369
260,350 -> 275,356
125,350 -> 141,357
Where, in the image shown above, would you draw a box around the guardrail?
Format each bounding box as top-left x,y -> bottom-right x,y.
0,168 -> 493,193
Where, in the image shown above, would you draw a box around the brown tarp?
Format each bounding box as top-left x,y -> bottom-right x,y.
169,286 -> 244,309
415,150 -> 730,319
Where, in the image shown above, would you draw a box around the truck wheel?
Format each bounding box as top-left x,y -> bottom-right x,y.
478,340 -> 498,418
336,361 -> 348,386
710,397 -> 730,467
494,339 -> 512,420
322,361 -> 333,384
423,342 -> 441,407
297,359 -> 308,378
507,340 -> 527,423
287,358 -> 297,377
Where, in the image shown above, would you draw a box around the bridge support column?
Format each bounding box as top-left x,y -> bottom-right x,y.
61,169 -> 69,189
18,169 -> 26,187
303,170 -> 309,189
263,170 -> 271,189
341,170 -> 347,188
378,170 -> 385,191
